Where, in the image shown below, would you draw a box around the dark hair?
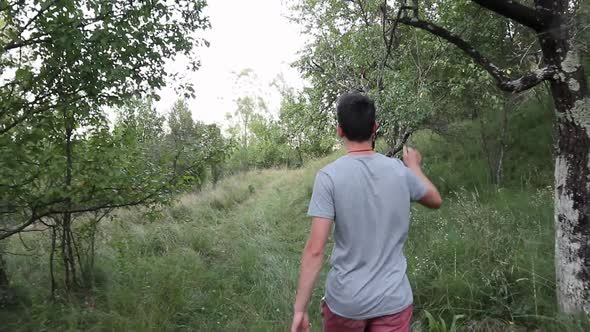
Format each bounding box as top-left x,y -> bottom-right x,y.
336,93 -> 376,142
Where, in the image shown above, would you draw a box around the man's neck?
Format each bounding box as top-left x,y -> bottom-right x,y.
345,140 -> 375,155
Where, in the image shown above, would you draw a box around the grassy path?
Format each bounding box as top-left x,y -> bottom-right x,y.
194,165 -> 325,331
98,163 -> 327,331
2,165 -> 323,331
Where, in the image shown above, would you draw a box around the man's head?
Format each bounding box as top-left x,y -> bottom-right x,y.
336,93 -> 377,142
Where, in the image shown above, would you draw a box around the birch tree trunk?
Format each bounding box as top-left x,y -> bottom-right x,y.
552,58 -> 590,313
538,5 -> 590,313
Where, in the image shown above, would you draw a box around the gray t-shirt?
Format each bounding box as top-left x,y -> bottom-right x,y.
308,153 -> 427,320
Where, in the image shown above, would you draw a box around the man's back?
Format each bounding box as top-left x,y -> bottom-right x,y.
291,93 -> 441,332
308,153 -> 427,320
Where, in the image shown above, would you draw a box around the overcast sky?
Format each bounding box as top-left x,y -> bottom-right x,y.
155,0 -> 307,126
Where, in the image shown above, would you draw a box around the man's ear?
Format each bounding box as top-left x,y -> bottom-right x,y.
372,121 -> 379,134
337,125 -> 345,138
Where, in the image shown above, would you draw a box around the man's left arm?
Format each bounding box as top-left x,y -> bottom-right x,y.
292,217 -> 333,331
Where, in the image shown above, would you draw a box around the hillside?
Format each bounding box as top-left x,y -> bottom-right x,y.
2,106 -> 588,331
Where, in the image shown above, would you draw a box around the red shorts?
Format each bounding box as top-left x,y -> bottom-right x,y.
321,302 -> 413,332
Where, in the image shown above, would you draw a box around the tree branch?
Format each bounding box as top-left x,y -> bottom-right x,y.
20,0 -> 58,33
351,0 -> 372,27
470,0 -> 554,32
386,129 -> 412,157
3,8 -> 122,53
497,66 -> 558,91
378,4 -> 404,90
397,17 -> 557,92
0,213 -> 37,241
3,36 -> 52,52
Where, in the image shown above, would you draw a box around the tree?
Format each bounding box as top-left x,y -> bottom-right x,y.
203,124 -> 227,186
225,70 -> 270,171
227,96 -> 264,149
116,98 -> 166,144
291,0 -> 475,156
277,87 -> 336,161
246,114 -> 289,168
0,0 -> 209,295
311,0 -> 588,313
385,0 -> 588,315
291,0 -> 549,170
0,248 -> 9,306
167,98 -> 227,189
292,0 -> 589,314
0,0 -> 209,134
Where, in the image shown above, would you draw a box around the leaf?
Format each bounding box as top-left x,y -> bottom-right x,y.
15,68 -> 32,81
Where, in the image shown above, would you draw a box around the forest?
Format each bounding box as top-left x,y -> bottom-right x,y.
0,0 -> 589,331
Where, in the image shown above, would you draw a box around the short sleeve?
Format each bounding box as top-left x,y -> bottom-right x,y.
404,167 -> 428,202
307,171 -> 335,220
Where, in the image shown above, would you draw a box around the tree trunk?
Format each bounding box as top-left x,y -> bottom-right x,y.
495,99 -> 510,186
49,226 -> 56,298
479,116 -> 497,184
0,251 -> 9,306
61,109 -> 78,291
554,96 -> 590,313
538,6 -> 590,313
553,91 -> 590,314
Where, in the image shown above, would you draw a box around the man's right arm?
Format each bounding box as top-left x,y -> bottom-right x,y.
403,146 -> 442,209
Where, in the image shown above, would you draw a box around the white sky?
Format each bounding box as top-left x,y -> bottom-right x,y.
155,0 -> 307,126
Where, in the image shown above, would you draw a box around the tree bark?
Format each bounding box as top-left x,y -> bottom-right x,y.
553,79 -> 590,314
536,3 -> 590,313
495,98 -> 510,186
61,108 -> 78,291
49,225 -> 56,298
0,251 -> 9,306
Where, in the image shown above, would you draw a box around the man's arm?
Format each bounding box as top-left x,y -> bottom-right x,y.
293,217 -> 333,312
409,165 -> 442,209
403,146 -> 443,209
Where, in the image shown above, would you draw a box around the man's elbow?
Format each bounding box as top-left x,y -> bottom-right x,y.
430,196 -> 443,209
419,192 -> 443,209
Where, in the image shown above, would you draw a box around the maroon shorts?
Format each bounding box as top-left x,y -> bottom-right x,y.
321,302 -> 413,332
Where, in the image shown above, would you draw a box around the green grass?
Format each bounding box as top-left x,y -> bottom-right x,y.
2,104 -> 589,331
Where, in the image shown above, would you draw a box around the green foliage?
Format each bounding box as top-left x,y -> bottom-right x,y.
166,99 -> 228,189
277,85 -> 337,159
225,71 -> 336,173
410,96 -> 554,194
1,0 -> 209,134
225,114 -> 292,171
290,0 -> 542,155
0,0 -> 211,292
0,0 -> 584,330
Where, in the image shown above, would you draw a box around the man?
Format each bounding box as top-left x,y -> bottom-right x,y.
291,93 -> 442,332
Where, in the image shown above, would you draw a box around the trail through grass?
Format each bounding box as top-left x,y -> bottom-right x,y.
1,161 -> 330,331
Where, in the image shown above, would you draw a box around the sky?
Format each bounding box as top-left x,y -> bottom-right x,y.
155,0 -> 308,126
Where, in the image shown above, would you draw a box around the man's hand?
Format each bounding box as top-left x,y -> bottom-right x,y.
402,145 -> 443,209
403,146 -> 422,169
291,311 -> 310,332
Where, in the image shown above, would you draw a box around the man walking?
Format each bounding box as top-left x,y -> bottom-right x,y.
291,93 -> 442,332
